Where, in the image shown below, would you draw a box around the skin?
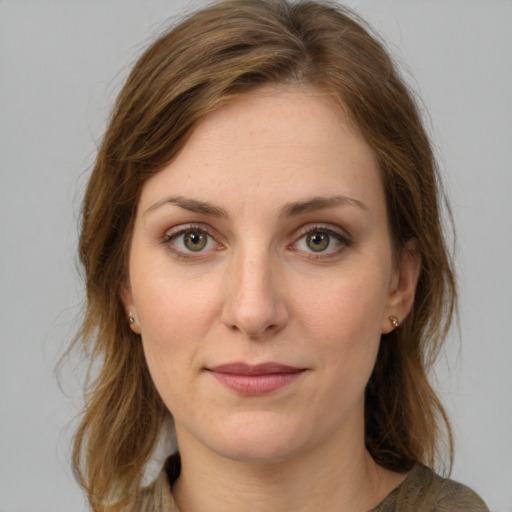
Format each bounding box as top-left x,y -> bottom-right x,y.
121,86 -> 420,512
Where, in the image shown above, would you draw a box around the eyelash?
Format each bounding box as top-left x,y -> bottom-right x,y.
161,223 -> 352,260
290,224 -> 352,260
162,224 -> 223,260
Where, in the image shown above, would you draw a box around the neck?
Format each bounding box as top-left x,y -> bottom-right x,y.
172,425 -> 405,512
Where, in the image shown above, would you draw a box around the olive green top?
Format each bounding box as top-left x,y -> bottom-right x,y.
129,453 -> 489,511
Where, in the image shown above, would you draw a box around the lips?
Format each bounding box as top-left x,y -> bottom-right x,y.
206,362 -> 306,395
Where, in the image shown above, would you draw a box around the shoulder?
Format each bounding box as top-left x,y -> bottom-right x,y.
374,465 -> 489,512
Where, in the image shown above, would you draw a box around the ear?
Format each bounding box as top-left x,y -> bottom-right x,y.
382,238 -> 421,334
119,284 -> 141,334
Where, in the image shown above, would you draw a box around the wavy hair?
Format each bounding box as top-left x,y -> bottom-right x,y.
72,1 -> 456,509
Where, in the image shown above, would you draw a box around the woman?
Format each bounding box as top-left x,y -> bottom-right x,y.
72,1 -> 489,510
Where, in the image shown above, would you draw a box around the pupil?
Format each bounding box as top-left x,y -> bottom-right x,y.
307,232 -> 329,252
185,231 -> 207,251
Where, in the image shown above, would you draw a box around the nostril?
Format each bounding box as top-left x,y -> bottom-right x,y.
223,307 -> 288,338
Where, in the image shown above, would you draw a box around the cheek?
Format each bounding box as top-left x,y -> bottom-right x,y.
132,259 -> 220,343
130,262 -> 224,400
296,267 -> 389,341
132,275 -> 211,414
293,267 -> 389,383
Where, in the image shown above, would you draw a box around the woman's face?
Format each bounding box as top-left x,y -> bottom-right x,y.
122,87 -> 419,463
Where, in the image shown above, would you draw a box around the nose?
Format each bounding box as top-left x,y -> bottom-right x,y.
221,248 -> 289,338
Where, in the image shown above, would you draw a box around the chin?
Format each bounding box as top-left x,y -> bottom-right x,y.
193,411 -> 311,464
212,437 -> 300,465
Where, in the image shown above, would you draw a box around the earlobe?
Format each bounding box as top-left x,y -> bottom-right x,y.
120,285 -> 141,334
382,239 -> 421,334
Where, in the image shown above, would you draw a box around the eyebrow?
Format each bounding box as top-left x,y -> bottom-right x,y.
146,195 -> 229,217
145,194 -> 367,218
279,195 -> 368,217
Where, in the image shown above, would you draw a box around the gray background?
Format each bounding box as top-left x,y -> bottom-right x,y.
1,0 -> 511,510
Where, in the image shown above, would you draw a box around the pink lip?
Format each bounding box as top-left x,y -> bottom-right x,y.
206,362 -> 306,395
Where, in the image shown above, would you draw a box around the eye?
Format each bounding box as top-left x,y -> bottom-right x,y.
305,232 -> 330,252
163,225 -> 221,257
182,230 -> 209,251
292,226 -> 351,257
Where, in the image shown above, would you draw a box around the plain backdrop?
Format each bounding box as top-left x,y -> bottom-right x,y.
1,1 -> 511,511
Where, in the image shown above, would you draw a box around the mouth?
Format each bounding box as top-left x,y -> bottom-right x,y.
205,362 -> 306,395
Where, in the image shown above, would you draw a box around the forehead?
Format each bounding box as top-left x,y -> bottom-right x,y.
138,86 -> 383,216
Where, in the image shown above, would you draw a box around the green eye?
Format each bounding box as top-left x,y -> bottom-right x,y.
164,225 -> 220,258
183,230 -> 208,251
293,226 -> 350,258
306,232 -> 330,252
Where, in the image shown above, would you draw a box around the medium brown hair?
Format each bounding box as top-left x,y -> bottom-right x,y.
73,0 -> 456,509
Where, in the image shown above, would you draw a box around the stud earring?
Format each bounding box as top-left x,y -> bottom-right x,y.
128,312 -> 135,325
390,316 -> 399,328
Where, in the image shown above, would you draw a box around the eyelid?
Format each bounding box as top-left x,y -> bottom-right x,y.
160,221 -> 351,260
162,223 -> 224,259
290,223 -> 352,257
294,222 -> 351,239
163,222 -> 210,239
